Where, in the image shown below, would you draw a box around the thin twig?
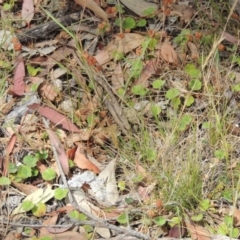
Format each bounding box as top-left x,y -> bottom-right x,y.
42,118 -> 149,240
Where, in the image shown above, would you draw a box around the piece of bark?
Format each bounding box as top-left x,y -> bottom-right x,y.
17,12 -> 81,43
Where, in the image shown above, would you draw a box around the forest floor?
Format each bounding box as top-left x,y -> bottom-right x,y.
1,0 -> 240,239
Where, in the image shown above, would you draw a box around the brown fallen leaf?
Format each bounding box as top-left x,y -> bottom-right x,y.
0,98 -> 15,115
28,103 -> 80,133
39,82 -> 58,101
160,41 -> 179,64
168,224 -> 186,238
111,63 -> 124,93
4,134 -> 17,176
233,208 -> 240,227
120,0 -> 158,17
21,0 -> 34,26
11,59 -> 25,96
95,33 -> 145,65
46,128 -> 69,175
133,59 -> 159,88
74,0 -> 108,22
185,217 -> 211,240
135,161 -> 153,183
187,41 -> 199,60
170,4 -> 196,24
222,31 -> 240,45
40,215 -> 86,240
12,181 -> 39,195
74,143 -> 100,174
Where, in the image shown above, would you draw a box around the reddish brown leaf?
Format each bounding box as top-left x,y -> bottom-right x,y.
6,134 -> 17,155
4,134 -> 17,176
46,128 -> 69,175
168,224 -> 186,238
28,104 -> 80,133
12,59 -> 25,96
74,143 -> 100,174
67,147 -> 77,160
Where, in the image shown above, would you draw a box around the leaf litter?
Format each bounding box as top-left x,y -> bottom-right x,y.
1,0 -> 240,239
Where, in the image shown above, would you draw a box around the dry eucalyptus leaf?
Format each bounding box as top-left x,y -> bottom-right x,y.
187,41 -> 199,59
39,82 -> 58,101
120,0 -> 158,17
170,4 -> 196,23
95,33 -> 145,65
74,0 -> 108,22
185,219 -> 211,240
160,42 -> 179,64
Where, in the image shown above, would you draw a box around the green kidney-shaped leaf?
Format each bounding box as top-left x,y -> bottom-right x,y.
178,114 -> 192,131
184,95 -> 195,106
189,79 -> 202,91
69,210 -> 87,221
154,216 -> 166,226
152,79 -> 165,89
146,148 -> 157,161
132,85 -> 148,96
199,199 -> 210,211
23,155 -> 38,168
0,177 -> 11,185
166,88 -> 180,100
191,213 -> 203,222
22,200 -> 35,211
42,168 -> 56,181
137,19 -> 147,27
117,213 -> 128,224
54,188 -> 69,200
151,105 -> 161,116
17,165 -> 32,179
184,64 -> 201,79
32,203 -> 47,217
122,17 -> 136,30
8,163 -> 17,174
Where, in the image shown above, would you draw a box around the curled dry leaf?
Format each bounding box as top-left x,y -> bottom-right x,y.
74,143 -> 100,174
160,41 -> 179,64
187,41 -> 199,60
95,33 -> 145,65
28,103 -> 80,133
74,0 -> 108,22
